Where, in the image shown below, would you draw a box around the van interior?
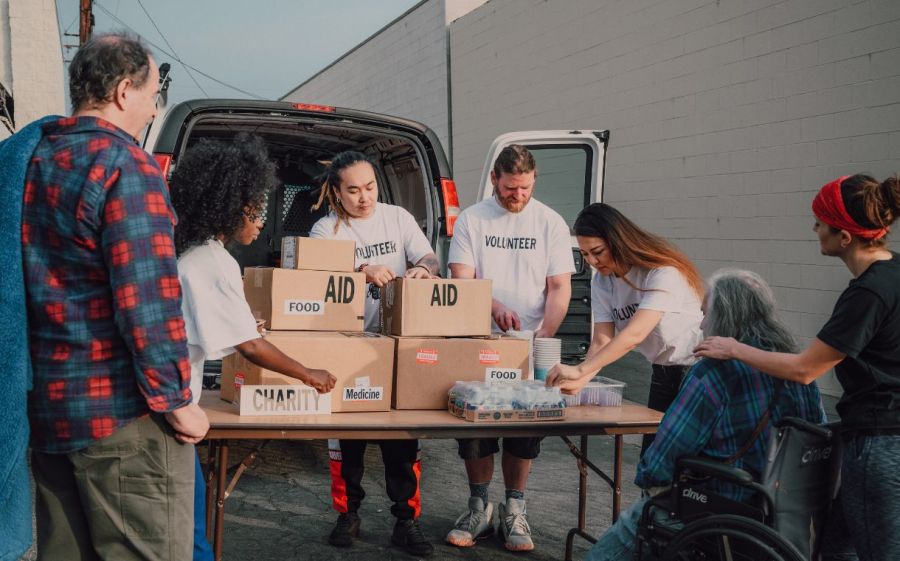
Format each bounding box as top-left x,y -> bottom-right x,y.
175,116 -> 436,268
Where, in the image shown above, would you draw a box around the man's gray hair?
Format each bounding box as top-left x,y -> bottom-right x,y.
705,268 -> 796,353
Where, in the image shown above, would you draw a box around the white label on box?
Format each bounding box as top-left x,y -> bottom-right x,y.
253,268 -> 264,288
239,385 -> 332,416
485,367 -> 523,382
283,299 -> 325,315
355,376 -> 370,387
479,349 -> 501,364
416,348 -> 439,364
343,386 -> 383,401
282,237 -> 297,268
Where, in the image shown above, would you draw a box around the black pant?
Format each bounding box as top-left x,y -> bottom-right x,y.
641,364 -> 690,457
329,439 -> 421,520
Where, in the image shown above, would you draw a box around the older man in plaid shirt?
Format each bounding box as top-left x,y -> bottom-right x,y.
22,33 -> 208,561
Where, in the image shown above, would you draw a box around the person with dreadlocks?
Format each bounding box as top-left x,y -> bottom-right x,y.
309,150 -> 439,557
169,134 -> 336,561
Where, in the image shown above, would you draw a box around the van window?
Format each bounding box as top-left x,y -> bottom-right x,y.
526,145 -> 592,228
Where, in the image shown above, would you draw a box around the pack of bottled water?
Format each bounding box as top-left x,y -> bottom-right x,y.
449,381 -> 566,411
560,376 -> 626,407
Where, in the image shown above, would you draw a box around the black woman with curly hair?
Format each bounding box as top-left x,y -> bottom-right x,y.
169,133 -> 336,561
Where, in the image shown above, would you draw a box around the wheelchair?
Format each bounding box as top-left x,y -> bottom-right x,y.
634,417 -> 842,561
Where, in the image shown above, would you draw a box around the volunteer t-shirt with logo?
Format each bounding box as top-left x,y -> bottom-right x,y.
178,239 -> 261,402
448,196 -> 575,332
309,203 -> 433,332
591,266 -> 702,366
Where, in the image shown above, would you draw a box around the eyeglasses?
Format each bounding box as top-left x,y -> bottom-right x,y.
243,208 -> 267,223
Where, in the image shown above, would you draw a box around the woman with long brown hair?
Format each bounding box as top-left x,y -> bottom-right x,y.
546,203 -> 704,453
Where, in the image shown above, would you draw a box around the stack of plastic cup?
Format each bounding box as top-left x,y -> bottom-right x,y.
533,337 -> 562,381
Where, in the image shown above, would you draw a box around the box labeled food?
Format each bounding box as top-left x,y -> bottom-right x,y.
281,237 -> 356,272
392,335 -> 530,409
221,331 -> 393,412
238,384 -> 333,416
243,267 -> 365,331
380,278 -> 492,337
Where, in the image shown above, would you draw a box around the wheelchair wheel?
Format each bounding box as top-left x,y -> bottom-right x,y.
660,514 -> 804,561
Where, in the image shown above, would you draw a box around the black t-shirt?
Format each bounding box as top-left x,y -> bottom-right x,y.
818,252 -> 900,433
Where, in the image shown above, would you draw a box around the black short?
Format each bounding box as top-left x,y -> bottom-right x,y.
456,437 -> 543,460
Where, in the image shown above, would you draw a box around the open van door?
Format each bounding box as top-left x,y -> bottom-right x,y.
477,130 -> 610,361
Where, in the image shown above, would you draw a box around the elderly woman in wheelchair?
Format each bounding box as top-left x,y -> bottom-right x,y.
585,269 -> 831,561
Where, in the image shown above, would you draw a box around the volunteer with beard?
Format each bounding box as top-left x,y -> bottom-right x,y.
446,144 -> 575,552
309,150 -> 439,557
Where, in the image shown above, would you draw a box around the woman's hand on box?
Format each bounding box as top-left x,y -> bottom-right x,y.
404,265 -> 433,279
365,264 -> 396,287
546,363 -> 592,395
304,368 -> 337,393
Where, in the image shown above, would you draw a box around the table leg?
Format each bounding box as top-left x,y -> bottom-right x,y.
613,435 -> 623,522
214,441 -> 228,561
205,440 -> 217,541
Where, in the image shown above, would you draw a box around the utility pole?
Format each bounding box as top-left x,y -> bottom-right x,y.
79,0 -> 94,46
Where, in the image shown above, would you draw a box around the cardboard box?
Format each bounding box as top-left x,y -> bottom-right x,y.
381,278 -> 492,337
243,267 -> 365,331
221,331 -> 393,412
281,237 -> 356,272
392,335 -> 530,409
448,400 -> 566,423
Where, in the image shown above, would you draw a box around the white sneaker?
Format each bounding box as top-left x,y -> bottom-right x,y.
446,496 -> 494,547
497,498 -> 534,551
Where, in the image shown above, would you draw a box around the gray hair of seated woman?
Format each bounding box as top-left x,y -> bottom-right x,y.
704,269 -> 796,353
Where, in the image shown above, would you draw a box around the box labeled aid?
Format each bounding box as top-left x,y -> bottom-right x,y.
243,267 -> 365,331
380,278 -> 492,337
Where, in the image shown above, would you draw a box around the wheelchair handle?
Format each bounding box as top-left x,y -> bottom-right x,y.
676,457 -> 754,485
775,417 -> 833,440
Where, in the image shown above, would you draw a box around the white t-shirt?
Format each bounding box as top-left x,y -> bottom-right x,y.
309,203 -> 433,332
178,239 -> 260,402
448,197 -> 575,332
591,266 -> 703,366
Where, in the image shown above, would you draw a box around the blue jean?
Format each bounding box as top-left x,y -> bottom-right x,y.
821,434 -> 900,561
194,453 -> 214,561
585,496 -> 673,561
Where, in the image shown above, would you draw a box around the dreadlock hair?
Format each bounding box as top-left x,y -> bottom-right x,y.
170,133 -> 277,255
574,203 -> 705,300
311,150 -> 375,234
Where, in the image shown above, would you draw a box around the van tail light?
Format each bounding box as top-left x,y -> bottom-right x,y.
440,178 -> 460,236
153,153 -> 173,183
291,103 -> 335,112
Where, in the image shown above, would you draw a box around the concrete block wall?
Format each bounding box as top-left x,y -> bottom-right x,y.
451,0 -> 900,395
282,0 -> 452,150
1,0 -> 65,140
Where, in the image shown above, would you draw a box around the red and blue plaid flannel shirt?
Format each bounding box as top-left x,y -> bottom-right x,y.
23,116 -> 191,453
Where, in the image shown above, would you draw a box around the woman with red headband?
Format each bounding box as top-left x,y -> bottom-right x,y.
694,173 -> 900,560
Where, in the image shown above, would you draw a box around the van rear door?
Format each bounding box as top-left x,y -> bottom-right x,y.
477,130 -> 609,362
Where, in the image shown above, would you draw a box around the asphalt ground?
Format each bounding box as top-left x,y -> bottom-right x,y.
21,352 -> 838,560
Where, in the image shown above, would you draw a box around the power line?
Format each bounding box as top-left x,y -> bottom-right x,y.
93,1 -> 265,100
133,0 -> 209,97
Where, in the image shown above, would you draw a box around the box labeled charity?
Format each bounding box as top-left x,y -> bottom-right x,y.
380,278 -> 492,337
243,267 -> 364,331
392,335 -> 529,410
221,331 -> 393,412
280,237 -> 355,272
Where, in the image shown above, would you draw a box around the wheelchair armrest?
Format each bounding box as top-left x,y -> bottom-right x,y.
676,457 -> 754,485
775,416 -> 833,439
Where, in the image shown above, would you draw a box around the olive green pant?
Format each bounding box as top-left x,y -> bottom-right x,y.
32,414 -> 194,561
